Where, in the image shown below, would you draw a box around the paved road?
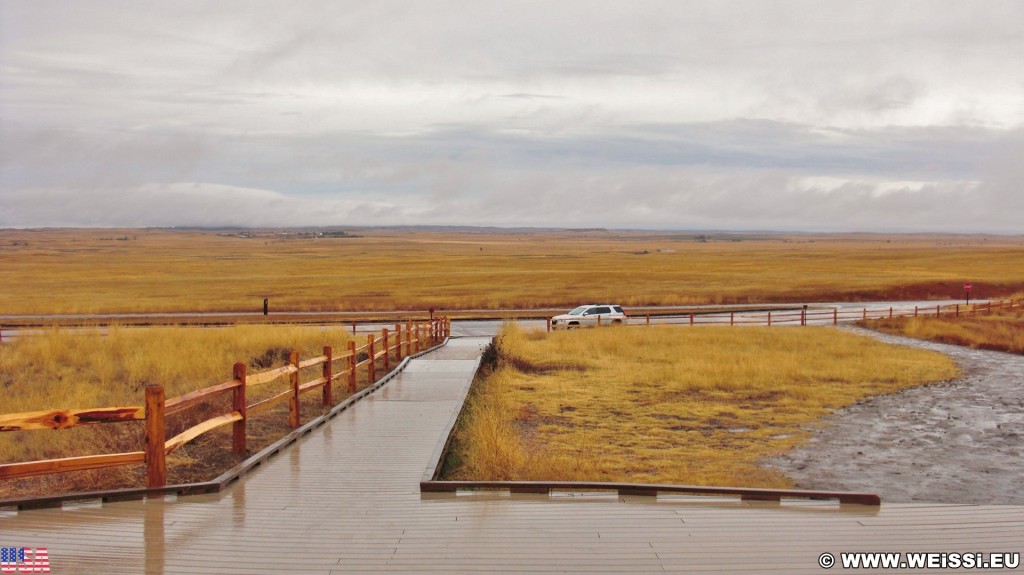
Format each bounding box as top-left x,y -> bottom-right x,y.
2,332 -> 1021,573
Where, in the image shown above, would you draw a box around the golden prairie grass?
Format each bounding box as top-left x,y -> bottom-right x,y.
2,228 -> 1023,314
866,303 -> 1024,354
447,323 -> 957,487
0,325 -> 353,497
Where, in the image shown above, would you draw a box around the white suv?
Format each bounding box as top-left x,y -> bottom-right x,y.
550,304 -> 627,329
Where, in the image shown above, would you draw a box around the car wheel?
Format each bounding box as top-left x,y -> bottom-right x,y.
611,319 -> 623,325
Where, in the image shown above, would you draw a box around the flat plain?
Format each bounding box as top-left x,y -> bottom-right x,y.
2,227 -> 1023,314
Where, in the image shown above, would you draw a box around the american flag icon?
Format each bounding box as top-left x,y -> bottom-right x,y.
0,547 -> 49,574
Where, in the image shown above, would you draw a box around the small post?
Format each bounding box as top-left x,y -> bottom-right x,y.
936,304 -> 941,317
646,314 -> 650,326
689,313 -> 694,326
263,298 -> 269,316
348,340 -> 357,393
987,301 -> 992,314
889,307 -> 893,319
767,311 -> 772,327
801,305 -> 807,326
597,316 -> 602,327
382,329 -> 390,371
956,304 -> 959,317
547,317 -> 552,332
914,306 -> 918,317
406,321 -> 413,356
351,322 -> 356,335
833,308 -> 838,326
322,346 -> 333,407
367,334 -> 376,383
232,363 -> 247,455
730,312 -> 734,326
145,385 -> 167,489
862,308 -> 867,321
395,323 -> 403,361
289,351 -> 300,428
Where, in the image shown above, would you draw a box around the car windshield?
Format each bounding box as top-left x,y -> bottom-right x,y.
567,306 -> 590,316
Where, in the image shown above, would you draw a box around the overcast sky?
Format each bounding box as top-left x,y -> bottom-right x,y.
2,1 -> 1023,232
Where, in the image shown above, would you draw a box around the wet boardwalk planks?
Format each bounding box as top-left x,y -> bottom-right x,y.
2,335 -> 1022,574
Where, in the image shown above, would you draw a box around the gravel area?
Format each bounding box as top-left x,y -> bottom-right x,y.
766,327 -> 1024,505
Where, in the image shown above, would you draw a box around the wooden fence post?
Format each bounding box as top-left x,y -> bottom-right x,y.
414,323 -> 421,353
232,362 -> 247,455
367,334 -> 376,383
730,312 -> 734,326
833,308 -> 837,325
936,304 -> 941,317
800,308 -> 806,326
889,307 -> 893,319
862,308 -> 867,321
406,321 -> 413,356
689,313 -> 694,326
767,312 -> 772,327
914,306 -> 918,317
322,346 -> 333,407
955,304 -> 959,317
395,323 -> 403,361
646,314 -> 650,326
348,340 -> 357,393
145,385 -> 166,489
382,329 -> 390,371
289,351 -> 300,429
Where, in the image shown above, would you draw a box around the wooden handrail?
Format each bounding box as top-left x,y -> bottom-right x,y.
298,355 -> 327,369
166,379 -> 240,415
0,406 -> 144,431
165,412 -> 243,455
0,452 -> 145,480
246,365 -> 297,386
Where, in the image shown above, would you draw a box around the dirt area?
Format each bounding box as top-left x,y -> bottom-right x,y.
766,327 -> 1024,505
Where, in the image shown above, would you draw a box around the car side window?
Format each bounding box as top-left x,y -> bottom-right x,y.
592,307 -> 610,314
613,306 -> 623,313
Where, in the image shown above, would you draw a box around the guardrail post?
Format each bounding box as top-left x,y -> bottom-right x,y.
889,307 -> 893,319
833,308 -> 837,325
914,305 -> 918,317
145,385 -> 166,489
348,340 -> 357,393
232,362 -> 247,454
382,329 -> 390,371
322,346 -> 333,407
730,312 -> 734,326
767,312 -> 771,327
862,308 -> 867,321
645,314 -> 650,326
689,313 -> 694,326
395,323 -> 403,361
936,304 -> 940,317
987,301 -> 992,314
800,307 -> 806,326
289,351 -> 300,428
955,304 -> 960,317
367,334 -> 376,383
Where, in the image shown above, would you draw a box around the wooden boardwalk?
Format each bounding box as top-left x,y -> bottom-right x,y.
2,333 -> 1022,574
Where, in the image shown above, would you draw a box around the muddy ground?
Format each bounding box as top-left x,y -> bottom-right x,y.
766,327 -> 1024,505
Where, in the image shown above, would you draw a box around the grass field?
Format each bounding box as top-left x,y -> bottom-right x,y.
444,324 -> 958,487
2,228 -> 1023,314
0,325 -> 356,498
866,304 -> 1024,354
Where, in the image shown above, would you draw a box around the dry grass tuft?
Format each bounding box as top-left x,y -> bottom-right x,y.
447,323 -> 957,487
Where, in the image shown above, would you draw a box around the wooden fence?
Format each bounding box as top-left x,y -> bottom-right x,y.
0,318 -> 449,489
547,299 -> 1020,331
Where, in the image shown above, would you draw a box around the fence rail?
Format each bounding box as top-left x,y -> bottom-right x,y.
0,318 -> 450,489
547,299 -> 1020,331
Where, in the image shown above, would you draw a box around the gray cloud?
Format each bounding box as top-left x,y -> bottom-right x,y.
1,1 -> 1023,231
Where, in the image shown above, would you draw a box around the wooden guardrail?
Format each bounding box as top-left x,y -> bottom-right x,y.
0,318 -> 450,489
547,299 -> 1020,331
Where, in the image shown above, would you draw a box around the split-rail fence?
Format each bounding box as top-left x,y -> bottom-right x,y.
0,318 -> 449,490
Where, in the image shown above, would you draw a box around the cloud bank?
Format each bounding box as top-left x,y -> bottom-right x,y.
2,1 -> 1023,232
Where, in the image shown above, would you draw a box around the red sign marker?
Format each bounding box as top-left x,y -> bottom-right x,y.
964,283 -> 973,292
